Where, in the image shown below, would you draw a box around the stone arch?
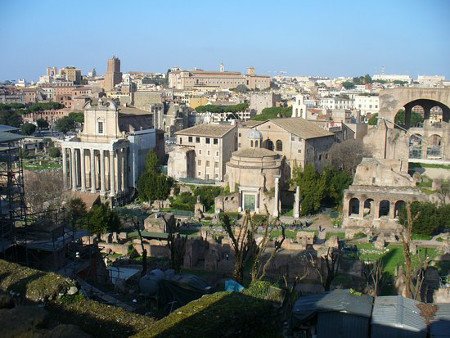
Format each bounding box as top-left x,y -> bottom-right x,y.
265,139 -> 274,151
379,88 -> 450,126
363,198 -> 374,217
348,197 -> 360,216
379,200 -> 390,217
396,99 -> 450,129
276,140 -> 283,151
394,200 -> 406,218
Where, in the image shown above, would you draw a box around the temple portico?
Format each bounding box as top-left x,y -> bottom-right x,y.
61,141 -> 130,197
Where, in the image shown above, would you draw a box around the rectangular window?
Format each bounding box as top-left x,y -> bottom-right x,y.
198,160 -> 201,166
179,137 -> 182,144
206,138 -> 210,144
216,151 -> 219,156
198,172 -> 201,176
98,121 -> 104,134
213,138 -> 218,144
188,136 -> 193,142
206,161 -> 210,167
199,150 -> 201,154
196,137 -> 200,143
214,162 -> 219,168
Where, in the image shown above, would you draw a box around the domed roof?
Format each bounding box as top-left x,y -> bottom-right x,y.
248,129 -> 262,140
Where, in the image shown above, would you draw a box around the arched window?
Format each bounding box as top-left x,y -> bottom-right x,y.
394,200 -> 405,218
348,198 -> 360,216
363,199 -> 374,217
379,200 -> 390,217
265,139 -> 274,151
276,140 -> 283,151
250,140 -> 254,147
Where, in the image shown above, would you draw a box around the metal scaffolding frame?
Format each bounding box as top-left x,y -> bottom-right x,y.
0,131 -> 27,256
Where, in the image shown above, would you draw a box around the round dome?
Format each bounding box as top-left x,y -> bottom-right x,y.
248,129 -> 262,140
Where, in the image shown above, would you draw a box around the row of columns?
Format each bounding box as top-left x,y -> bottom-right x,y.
62,147 -> 128,197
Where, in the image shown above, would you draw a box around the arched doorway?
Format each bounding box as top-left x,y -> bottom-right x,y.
265,139 -> 274,151
379,200 -> 390,217
348,197 -> 360,216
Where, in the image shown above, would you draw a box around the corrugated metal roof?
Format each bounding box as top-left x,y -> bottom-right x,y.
430,303 -> 450,338
371,296 -> 427,332
0,131 -> 23,143
0,125 -> 19,132
292,289 -> 374,323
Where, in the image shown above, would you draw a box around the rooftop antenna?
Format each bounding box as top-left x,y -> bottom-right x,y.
220,62 -> 224,72
381,65 -> 385,75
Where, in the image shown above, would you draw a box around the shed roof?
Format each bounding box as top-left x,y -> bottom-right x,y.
430,303 -> 450,338
0,125 -> 19,132
292,289 -> 374,323
371,296 -> 427,333
0,131 -> 24,143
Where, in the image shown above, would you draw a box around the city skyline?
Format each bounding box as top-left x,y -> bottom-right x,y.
1,0 -> 449,81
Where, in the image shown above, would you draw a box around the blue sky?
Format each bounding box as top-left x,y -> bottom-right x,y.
1,0 -> 449,81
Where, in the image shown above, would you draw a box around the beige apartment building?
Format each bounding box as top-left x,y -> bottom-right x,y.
168,67 -> 270,90
168,124 -> 237,181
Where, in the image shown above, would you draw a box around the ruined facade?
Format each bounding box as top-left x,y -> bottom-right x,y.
342,88 -> 450,236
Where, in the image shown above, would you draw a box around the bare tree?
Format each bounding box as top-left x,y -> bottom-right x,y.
435,178 -> 450,205
322,247 -> 341,291
168,231 -> 187,273
220,210 -> 257,283
363,259 -> 384,296
251,217 -> 286,282
329,139 -> 370,174
401,202 -> 428,300
24,170 -> 64,213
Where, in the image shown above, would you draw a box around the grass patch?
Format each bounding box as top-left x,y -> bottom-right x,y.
326,232 -> 345,240
411,162 -> 450,170
133,291 -> 280,338
412,233 -> 433,240
270,229 -> 297,240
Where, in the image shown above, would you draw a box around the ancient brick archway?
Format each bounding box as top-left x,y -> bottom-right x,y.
379,88 -> 450,126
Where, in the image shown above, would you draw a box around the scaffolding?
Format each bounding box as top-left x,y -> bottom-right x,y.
0,131 -> 27,257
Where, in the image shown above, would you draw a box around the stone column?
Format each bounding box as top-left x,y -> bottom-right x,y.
294,185 -> 300,219
109,150 -> 115,197
374,200 -> 380,219
123,148 -> 128,192
71,148 -> 76,191
273,175 -> 280,217
90,149 -> 96,193
100,150 -> 106,195
117,149 -> 122,193
80,148 -> 86,192
389,201 -> 395,220
359,199 -> 364,219
62,147 -> 67,189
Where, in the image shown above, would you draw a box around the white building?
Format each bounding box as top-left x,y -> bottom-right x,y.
352,95 -> 379,116
320,96 -> 353,110
417,75 -> 445,87
372,74 -> 412,84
